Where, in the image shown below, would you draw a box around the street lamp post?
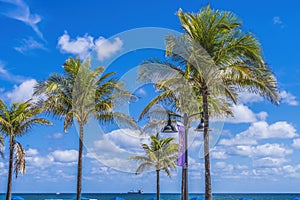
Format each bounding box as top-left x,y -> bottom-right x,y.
162,112 -> 204,200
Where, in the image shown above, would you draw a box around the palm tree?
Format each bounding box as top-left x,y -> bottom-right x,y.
175,6 -> 279,199
138,5 -> 279,200
129,133 -> 178,200
0,99 -> 52,200
34,57 -> 136,200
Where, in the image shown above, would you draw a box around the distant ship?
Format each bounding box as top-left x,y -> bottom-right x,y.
127,189 -> 143,194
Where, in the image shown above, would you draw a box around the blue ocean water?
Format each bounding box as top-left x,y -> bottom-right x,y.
1,193 -> 300,200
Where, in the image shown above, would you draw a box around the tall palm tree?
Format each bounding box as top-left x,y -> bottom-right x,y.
129,133 -> 178,200
34,57 -> 136,200
138,5 -> 279,200
0,99 -> 52,200
175,6 -> 279,199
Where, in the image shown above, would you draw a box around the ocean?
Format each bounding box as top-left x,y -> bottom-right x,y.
1,193 -> 300,200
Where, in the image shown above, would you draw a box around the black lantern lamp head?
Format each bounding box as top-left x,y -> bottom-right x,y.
195,117 -> 204,132
195,112 -> 204,132
161,113 -> 177,133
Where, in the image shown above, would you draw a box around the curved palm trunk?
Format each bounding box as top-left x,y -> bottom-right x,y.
76,124 -> 84,200
156,169 -> 160,200
203,92 -> 212,200
6,136 -> 14,200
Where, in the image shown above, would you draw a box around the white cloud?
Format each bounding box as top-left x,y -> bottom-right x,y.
0,0 -> 44,39
105,129 -> 149,152
231,143 -> 293,158
5,79 -> 37,102
280,90 -> 298,106
57,31 -> 123,60
14,37 -> 46,53
213,162 -> 235,175
26,148 -> 38,156
51,150 -> 78,163
253,157 -> 288,167
215,161 -> 226,169
0,162 -> 4,168
220,121 -> 297,147
292,138 -> 300,148
57,31 -> 94,58
238,91 -> 264,104
93,138 -> 126,155
26,149 -> 78,169
86,128 -> 151,173
225,104 -> 258,123
26,155 -> 54,168
243,121 -> 297,139
219,136 -> 257,146
211,149 -> 228,159
95,37 -> 123,61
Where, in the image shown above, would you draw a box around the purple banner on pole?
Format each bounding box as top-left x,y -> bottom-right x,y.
177,123 -> 185,167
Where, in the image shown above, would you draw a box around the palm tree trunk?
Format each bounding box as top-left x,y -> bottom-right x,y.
156,169 -> 160,200
76,124 -> 84,200
203,92 -> 212,200
182,113 -> 188,200
6,136 -> 14,200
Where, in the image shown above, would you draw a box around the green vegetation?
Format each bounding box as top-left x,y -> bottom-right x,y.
129,133 -> 178,200
33,57 -> 128,200
0,99 -> 52,200
0,5 -> 280,200
138,5 -> 279,200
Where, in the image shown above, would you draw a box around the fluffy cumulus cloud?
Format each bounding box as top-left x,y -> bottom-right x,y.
280,90 -> 298,106
224,104 -> 265,123
220,121 -> 297,147
0,0 -> 44,39
50,150 -> 78,163
241,121 -> 297,139
217,119 -> 297,172
26,148 -> 39,156
57,31 -> 123,60
104,129 -> 149,151
292,138 -> 300,148
230,143 -> 293,158
26,154 -> 54,168
26,149 -> 78,169
57,31 -> 94,58
86,128 -> 151,173
94,37 -> 123,61
5,79 -> 37,102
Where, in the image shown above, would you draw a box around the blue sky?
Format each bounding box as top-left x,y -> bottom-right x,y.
0,0 -> 300,194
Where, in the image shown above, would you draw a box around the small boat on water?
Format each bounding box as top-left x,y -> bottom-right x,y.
127,188 -> 143,194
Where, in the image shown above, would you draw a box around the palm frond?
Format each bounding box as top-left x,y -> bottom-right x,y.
14,141 -> 26,178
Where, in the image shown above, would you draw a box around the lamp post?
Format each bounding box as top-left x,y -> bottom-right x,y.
162,112 -> 204,200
